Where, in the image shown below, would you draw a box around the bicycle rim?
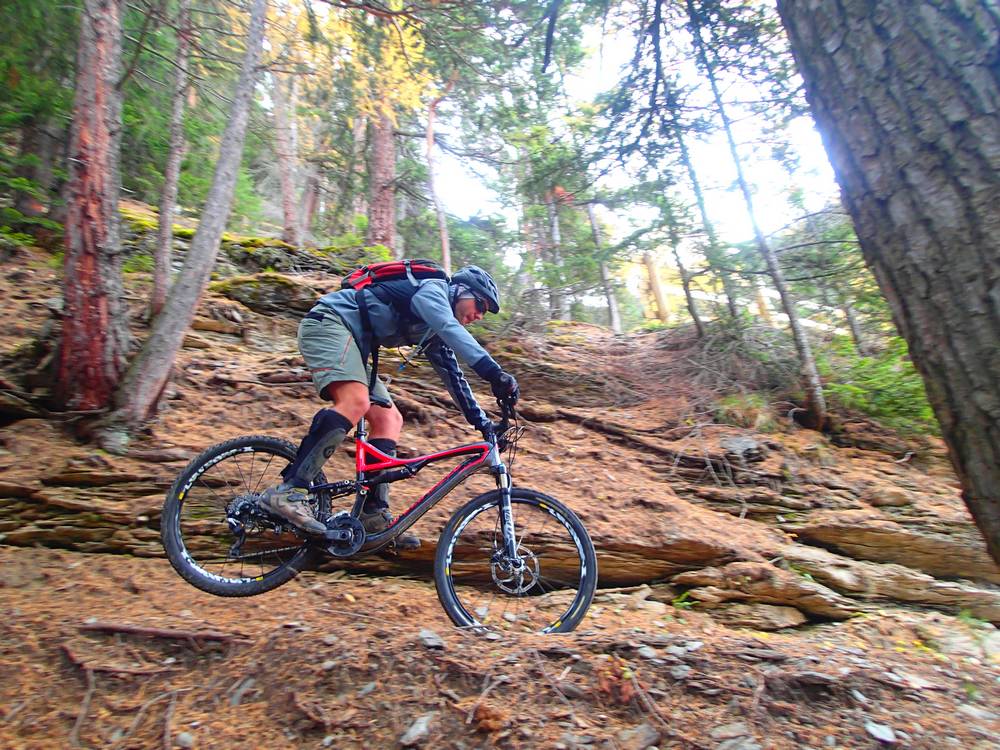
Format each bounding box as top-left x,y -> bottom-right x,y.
439,492 -> 596,634
167,437 -> 320,589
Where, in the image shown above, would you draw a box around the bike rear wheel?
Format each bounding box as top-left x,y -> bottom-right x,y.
435,488 -> 597,634
161,435 -> 328,597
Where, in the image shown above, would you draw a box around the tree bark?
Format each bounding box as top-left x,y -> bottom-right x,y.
110,0 -> 268,432
688,0 -> 826,428
586,203 -> 622,334
151,0 -> 191,317
56,0 -> 128,413
300,168 -> 319,242
643,252 -> 669,323
777,0 -> 1000,562
366,110 -> 396,251
272,71 -> 302,248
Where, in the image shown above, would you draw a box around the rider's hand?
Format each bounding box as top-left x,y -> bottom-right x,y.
490,370 -> 519,402
480,420 -> 509,449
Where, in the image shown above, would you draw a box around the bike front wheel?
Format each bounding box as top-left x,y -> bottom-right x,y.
161,435 -> 328,597
435,488 -> 597,634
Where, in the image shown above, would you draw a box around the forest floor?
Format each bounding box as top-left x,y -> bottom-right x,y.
1,238 -> 998,749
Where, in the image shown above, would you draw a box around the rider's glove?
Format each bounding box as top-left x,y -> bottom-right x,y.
489,370 -> 519,402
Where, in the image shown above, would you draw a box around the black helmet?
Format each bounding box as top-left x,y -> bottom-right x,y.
451,266 -> 500,314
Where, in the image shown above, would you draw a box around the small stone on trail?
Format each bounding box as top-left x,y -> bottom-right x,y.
399,712 -> 436,746
850,689 -> 869,705
717,739 -> 760,750
710,722 -> 751,740
637,646 -> 658,659
617,722 -> 660,750
175,731 -> 195,749
321,660 -> 336,671
419,628 -> 444,649
358,681 -> 376,696
485,632 -> 503,641
670,664 -> 691,680
957,704 -> 996,721
864,720 -> 897,744
322,634 -> 339,646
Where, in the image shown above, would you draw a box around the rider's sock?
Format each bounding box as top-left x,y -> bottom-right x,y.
364,438 -> 396,513
281,409 -> 353,489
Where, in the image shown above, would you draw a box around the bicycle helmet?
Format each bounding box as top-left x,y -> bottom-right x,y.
450,266 -> 500,314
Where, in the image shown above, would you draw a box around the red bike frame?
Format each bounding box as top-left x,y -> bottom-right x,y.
311,418 -> 504,555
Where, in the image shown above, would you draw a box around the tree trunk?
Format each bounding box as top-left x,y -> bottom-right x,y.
586,203 -> 622,334
14,117 -> 47,216
110,0 -> 268,433
663,199 -> 705,337
272,72 -> 302,248
643,252 -> 669,323
350,115 -> 368,220
367,110 -> 395,251
56,0 -> 128,413
300,169 -> 319,243
670,119 -> 740,320
841,296 -> 867,356
689,0 -> 827,428
753,278 -> 775,326
545,196 -> 568,319
151,0 -> 191,317
426,90 -> 452,272
777,0 -> 1000,562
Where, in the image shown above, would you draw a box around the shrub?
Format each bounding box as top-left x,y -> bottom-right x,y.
822,337 -> 937,434
715,392 -> 777,432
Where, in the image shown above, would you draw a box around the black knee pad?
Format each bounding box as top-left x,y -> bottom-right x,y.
309,408 -> 353,436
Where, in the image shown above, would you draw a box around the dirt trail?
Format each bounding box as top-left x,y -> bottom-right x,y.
1,238 -> 999,748
1,546 -> 998,749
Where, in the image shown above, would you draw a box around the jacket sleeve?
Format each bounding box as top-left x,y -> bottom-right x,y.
424,338 -> 490,431
409,280 -> 503,381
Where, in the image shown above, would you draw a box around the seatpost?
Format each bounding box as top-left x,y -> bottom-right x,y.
356,417 -> 367,442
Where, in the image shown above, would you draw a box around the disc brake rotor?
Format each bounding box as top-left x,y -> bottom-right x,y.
491,547 -> 540,594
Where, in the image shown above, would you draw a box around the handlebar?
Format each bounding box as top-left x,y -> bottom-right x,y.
491,396 -> 518,451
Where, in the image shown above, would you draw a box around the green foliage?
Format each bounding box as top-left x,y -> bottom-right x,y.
822,337 -> 937,435
956,609 -> 987,629
671,590 -> 696,610
715,392 -> 777,432
123,252 -> 154,273
0,227 -> 34,246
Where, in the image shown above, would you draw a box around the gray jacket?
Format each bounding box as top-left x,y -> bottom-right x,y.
316,278 -> 502,430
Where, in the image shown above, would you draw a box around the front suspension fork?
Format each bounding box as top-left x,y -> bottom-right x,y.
495,466 -> 520,562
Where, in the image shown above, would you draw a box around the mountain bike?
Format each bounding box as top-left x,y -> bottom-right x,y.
160,401 -> 597,634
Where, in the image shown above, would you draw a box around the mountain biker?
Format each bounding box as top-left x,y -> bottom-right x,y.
260,264 -> 519,549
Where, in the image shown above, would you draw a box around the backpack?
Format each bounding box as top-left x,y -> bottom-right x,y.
341,258 -> 449,291
340,259 -> 449,392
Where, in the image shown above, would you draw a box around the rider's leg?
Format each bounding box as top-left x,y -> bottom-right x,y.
282,380 -> 371,485
363,401 -> 402,513
261,382 -> 369,534
360,402 -> 419,549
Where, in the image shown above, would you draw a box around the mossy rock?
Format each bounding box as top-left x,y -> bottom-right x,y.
209,272 -> 320,314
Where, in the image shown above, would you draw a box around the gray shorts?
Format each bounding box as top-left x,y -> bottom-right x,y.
298,309 -> 392,407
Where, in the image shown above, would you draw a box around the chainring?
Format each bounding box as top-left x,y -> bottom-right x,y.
323,513 -> 366,557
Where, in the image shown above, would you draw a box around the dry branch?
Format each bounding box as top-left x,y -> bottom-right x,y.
79,621 -> 250,642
